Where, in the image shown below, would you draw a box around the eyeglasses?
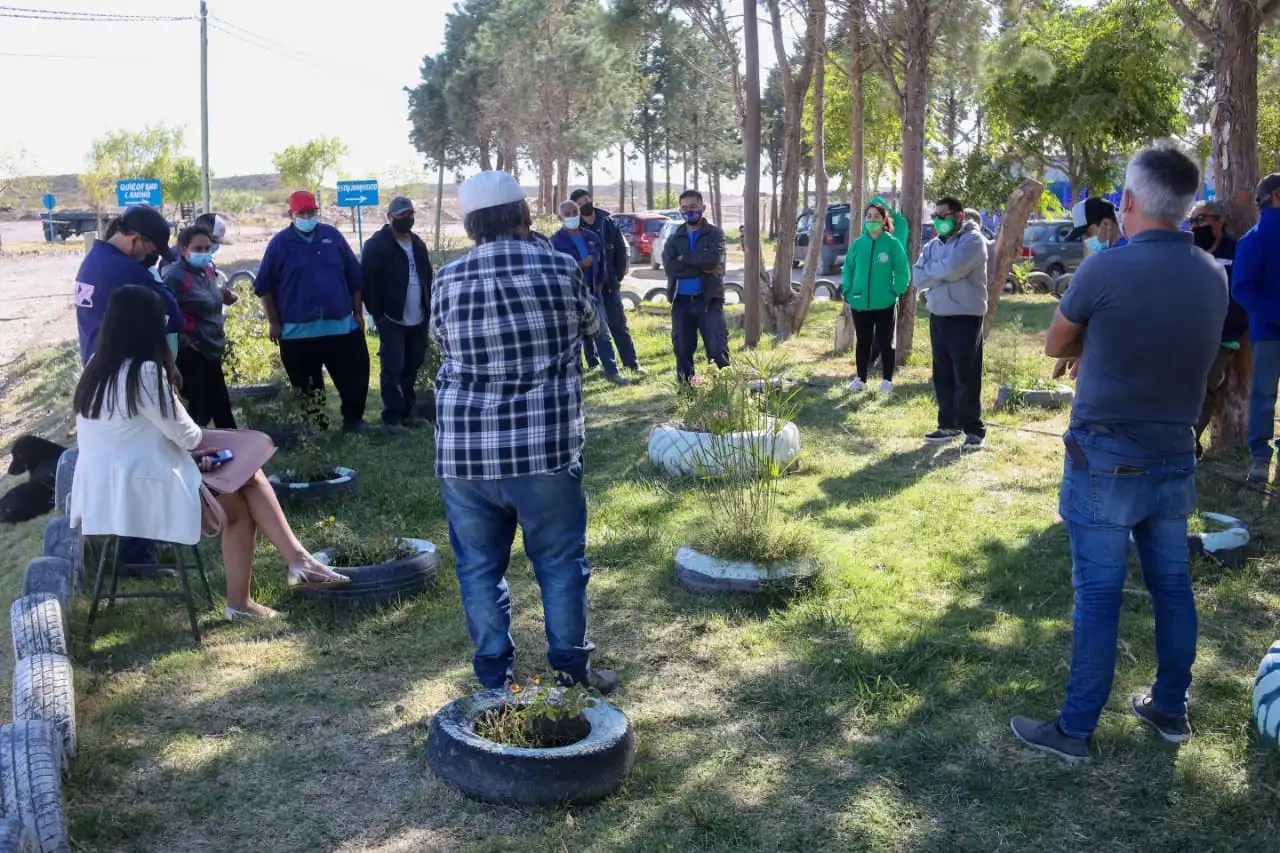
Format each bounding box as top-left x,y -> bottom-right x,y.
1189,215 -> 1218,225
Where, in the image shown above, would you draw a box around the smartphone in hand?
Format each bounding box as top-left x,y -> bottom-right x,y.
196,449 -> 235,469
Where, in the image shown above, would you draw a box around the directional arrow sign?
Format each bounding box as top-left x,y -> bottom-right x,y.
336,180 -> 379,208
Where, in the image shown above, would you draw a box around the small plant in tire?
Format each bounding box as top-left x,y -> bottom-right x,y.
312,515 -> 413,566
473,676 -> 598,748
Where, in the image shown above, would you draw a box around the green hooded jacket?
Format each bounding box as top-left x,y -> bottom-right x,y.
870,195 -> 910,257
841,222 -> 911,312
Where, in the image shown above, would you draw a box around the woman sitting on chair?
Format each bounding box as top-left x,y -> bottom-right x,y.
69,285 -> 350,621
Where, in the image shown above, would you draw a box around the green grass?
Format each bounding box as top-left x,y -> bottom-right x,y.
2,296 -> 1279,851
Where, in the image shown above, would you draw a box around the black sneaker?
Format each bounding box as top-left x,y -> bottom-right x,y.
1247,458 -> 1271,484
604,373 -> 632,386
924,429 -> 962,444
1010,714 -> 1092,764
342,420 -> 366,435
587,668 -> 622,696
384,423 -> 408,436
628,365 -> 648,377
1131,695 -> 1192,743
961,434 -> 985,452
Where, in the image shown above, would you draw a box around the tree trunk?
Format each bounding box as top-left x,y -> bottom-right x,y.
983,179 -> 1044,338
743,0 -> 763,347
693,115 -> 701,188
587,161 -> 594,198
618,143 -> 627,213
849,2 -> 865,220
479,141 -> 493,172
794,25 -> 828,336
644,124 -> 655,209
835,303 -> 856,354
894,0 -> 932,363
664,139 -> 672,205
711,168 -> 723,227
769,167 -> 779,240
433,160 -> 445,254
555,155 -> 570,209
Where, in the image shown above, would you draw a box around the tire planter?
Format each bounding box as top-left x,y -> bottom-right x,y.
1025,271 -> 1055,294
305,538 -> 441,607
52,450 -> 76,517
1253,640 -> 1280,747
647,420 -> 801,477
0,818 -> 37,853
427,688 -> 635,806
10,596 -> 67,662
0,721 -> 68,853
21,559 -> 72,617
674,545 -> 817,594
40,518 -> 81,593
228,381 -> 284,402
12,654 -> 75,761
995,385 -> 1074,411
268,466 -> 357,504
260,424 -> 310,450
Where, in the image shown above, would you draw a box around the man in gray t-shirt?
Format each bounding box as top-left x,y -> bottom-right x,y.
1011,147 -> 1226,765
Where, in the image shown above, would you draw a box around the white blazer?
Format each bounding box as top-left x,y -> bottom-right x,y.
69,360 -> 205,546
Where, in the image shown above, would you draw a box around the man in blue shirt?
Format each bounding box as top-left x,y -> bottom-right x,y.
570,188 -> 644,377
661,189 -> 730,383
254,190 -> 369,433
550,201 -> 629,386
1012,147 -> 1227,763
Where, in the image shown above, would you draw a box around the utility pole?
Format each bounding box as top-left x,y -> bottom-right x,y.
742,0 -> 762,346
199,0 -> 211,213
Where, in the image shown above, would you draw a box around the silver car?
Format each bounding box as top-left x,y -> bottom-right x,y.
649,220 -> 681,270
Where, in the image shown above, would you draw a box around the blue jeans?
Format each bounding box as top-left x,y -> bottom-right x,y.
1057,427 -> 1198,739
440,461 -> 592,688
374,317 -> 428,425
581,294 -> 621,377
1248,340 -> 1280,461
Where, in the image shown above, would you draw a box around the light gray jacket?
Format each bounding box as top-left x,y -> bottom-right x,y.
913,221 -> 989,317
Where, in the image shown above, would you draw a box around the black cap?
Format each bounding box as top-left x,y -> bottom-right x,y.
1066,197 -> 1118,241
1256,173 -> 1280,205
569,188 -> 590,202
121,205 -> 174,262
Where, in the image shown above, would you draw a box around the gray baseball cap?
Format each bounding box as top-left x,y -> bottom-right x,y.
388,196 -> 414,215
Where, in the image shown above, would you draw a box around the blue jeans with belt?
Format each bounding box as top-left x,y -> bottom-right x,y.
1247,340 -> 1280,461
440,461 -> 592,688
1056,426 -> 1198,739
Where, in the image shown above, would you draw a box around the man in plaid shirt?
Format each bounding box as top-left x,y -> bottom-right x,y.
431,170 -> 620,695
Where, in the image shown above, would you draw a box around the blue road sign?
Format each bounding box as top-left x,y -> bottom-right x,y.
336,179 -> 379,208
116,179 -> 162,207
42,193 -> 55,210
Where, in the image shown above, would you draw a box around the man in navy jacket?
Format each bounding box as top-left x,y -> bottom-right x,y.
570,188 -> 643,376
254,190 -> 370,432
1232,173 -> 1280,482
550,201 -> 629,385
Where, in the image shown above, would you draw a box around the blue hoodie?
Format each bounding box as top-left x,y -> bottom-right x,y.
550,227 -> 604,291
1231,206 -> 1280,342
253,222 -> 362,337
75,239 -> 184,364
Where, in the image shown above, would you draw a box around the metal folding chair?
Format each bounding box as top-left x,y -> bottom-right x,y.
83,536 -> 215,646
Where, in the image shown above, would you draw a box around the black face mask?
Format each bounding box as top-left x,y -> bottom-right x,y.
141,252 -> 159,269
578,203 -> 594,217
392,216 -> 414,234
1192,225 -> 1216,251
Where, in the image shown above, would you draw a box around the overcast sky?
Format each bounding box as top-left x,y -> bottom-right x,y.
1,0 -> 784,188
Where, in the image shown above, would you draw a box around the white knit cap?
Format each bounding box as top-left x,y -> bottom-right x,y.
458,170 -> 525,215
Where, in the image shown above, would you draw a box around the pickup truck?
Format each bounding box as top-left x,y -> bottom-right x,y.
41,210 -> 101,241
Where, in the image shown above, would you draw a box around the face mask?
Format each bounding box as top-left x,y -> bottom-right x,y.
864,220 -> 884,236
210,243 -> 220,255
578,203 -> 594,217
294,217 -> 319,233
563,216 -> 581,230
141,251 -> 159,268
683,210 -> 702,224
933,217 -> 955,238
187,252 -> 213,267
1085,237 -> 1109,254
392,216 -> 414,234
1192,225 -> 1215,250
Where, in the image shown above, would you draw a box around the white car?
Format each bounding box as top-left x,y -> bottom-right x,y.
649,220 -> 681,270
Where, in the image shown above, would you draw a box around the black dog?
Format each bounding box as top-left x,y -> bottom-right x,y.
1,435 -> 67,523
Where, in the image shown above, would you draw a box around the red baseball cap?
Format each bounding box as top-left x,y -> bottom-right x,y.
288,190 -> 318,213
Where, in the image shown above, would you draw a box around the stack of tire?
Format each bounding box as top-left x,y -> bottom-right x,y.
0,450 -> 84,851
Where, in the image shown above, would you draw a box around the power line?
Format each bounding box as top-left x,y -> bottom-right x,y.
208,15 -> 382,85
207,21 -> 338,76
209,14 -> 336,70
0,5 -> 190,22
0,50 -> 115,59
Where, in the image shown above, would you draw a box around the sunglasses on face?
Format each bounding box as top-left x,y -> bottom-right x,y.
1189,215 -> 1218,225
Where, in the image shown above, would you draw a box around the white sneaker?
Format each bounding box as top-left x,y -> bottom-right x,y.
879,380 -> 893,394
846,378 -> 867,392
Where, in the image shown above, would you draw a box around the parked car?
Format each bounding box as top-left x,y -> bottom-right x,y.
611,212 -> 671,264
1020,219 -> 1084,277
794,203 -> 852,275
649,219 -> 681,270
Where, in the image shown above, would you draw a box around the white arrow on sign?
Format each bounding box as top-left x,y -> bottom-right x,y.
348,196 -> 367,204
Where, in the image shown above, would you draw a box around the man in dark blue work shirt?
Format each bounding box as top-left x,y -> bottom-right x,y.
661,189 -> 729,383
1012,147 -> 1227,764
550,201 -> 629,386
75,204 -> 183,364
570,188 -> 644,376
254,190 -> 370,432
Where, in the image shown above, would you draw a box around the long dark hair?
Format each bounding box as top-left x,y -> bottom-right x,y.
74,286 -> 180,420
864,203 -> 893,235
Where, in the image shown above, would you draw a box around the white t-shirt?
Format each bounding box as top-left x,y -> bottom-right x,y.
394,239 -> 424,326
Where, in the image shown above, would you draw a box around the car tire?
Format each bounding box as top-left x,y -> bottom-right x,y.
1026,272 -> 1055,294
22,559 -> 72,616
53,450 -> 76,517
304,538 -> 441,607
41,518 -> 81,592
428,688 -> 635,806
619,292 -> 641,311
723,283 -> 744,304
814,281 -> 836,300
227,272 -> 255,288
1046,263 -> 1066,279
13,654 -> 76,761
268,466 -> 357,504
10,596 -> 67,662
643,288 -> 668,304
228,382 -> 283,402
0,721 -> 68,853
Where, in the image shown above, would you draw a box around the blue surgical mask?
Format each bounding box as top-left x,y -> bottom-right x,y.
210,243 -> 220,255
187,252 -> 213,267
563,216 -> 581,230
294,217 -> 319,233
1085,237 -> 1109,254
683,210 -> 702,224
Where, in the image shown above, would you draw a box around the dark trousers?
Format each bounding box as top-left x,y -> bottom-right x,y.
176,348 -> 236,428
1194,345 -> 1236,448
375,318 -> 428,425
672,295 -> 730,382
929,313 -> 985,438
593,287 -> 640,369
852,306 -> 896,382
279,328 -> 370,427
